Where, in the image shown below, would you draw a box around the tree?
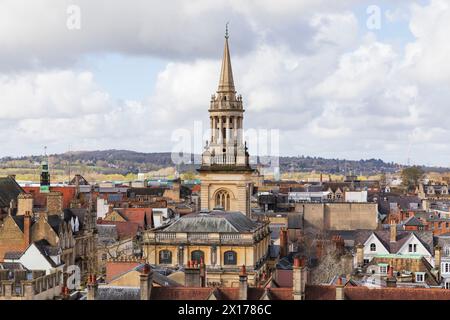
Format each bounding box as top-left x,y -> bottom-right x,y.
401,166 -> 424,192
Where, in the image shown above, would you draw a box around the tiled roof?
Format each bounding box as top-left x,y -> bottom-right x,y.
354,229 -> 434,254
150,287 -> 214,300
343,286 -> 450,300
22,186 -> 77,209
115,208 -> 152,229
91,282 -> 450,300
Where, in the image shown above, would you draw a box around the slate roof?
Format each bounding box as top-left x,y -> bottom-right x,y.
132,264 -> 181,287
4,251 -> 24,260
47,214 -> 63,234
96,286 -> 140,300
0,262 -> 27,270
11,215 -> 33,232
127,187 -> 166,198
435,234 -> 450,249
33,239 -> 62,268
0,177 -> 23,208
404,216 -> 424,227
97,224 -> 118,245
378,195 -> 421,215
163,210 -> 260,233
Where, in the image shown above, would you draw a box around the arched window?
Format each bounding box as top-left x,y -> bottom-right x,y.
191,250 -> 204,264
223,250 -> 237,265
370,243 -> 376,252
215,190 -> 231,210
159,250 -> 172,264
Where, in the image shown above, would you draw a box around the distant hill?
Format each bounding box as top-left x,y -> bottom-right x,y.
0,149 -> 448,175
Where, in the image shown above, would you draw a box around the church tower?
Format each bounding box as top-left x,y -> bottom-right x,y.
198,27 -> 255,216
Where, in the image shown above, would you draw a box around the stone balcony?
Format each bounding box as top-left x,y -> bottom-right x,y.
143,231 -> 257,245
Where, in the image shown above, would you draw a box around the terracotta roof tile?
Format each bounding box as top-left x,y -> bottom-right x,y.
150,287 -> 214,300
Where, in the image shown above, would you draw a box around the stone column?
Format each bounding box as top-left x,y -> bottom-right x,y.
233,116 -> 237,143
218,117 -> 223,144
139,265 -> 153,300
225,116 -> 230,145
210,117 -> 214,142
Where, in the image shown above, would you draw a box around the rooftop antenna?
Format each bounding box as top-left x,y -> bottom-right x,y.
225,22 -> 229,39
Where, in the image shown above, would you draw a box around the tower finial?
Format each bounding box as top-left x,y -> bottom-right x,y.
225,22 -> 229,39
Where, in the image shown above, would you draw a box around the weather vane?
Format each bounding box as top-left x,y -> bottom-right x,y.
225,22 -> 229,39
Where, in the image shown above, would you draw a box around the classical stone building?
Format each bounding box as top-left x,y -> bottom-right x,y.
142,209 -> 270,287
198,31 -> 256,216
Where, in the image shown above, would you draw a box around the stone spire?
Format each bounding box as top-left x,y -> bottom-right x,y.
218,24 -> 235,94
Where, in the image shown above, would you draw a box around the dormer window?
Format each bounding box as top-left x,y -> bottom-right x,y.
408,244 -> 417,253
370,243 -> 376,251
415,272 -> 425,282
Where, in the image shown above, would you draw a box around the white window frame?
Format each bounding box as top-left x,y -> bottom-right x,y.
379,265 -> 388,274
415,272 -> 425,282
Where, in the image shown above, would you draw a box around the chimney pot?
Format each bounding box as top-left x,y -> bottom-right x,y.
240,265 -> 247,276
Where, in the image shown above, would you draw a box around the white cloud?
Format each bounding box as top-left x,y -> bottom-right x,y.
1,1 -> 450,167
0,70 -> 110,119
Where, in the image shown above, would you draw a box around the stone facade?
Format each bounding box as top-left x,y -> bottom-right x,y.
142,211 -> 271,287
298,202 -> 378,230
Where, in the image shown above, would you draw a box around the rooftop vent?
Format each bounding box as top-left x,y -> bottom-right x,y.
212,206 -> 225,211
199,209 -> 211,216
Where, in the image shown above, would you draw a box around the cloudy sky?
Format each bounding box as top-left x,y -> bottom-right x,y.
1,0 -> 449,166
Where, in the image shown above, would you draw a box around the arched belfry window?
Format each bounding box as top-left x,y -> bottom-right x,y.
215,190 -> 231,210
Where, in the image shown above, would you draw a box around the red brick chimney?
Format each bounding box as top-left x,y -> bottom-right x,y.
140,264 -> 153,300
199,257 -> 206,287
185,260 -> 201,287
239,265 -> 248,300
87,274 -> 98,300
292,256 -> 307,300
386,266 -> 397,288
390,221 -> 397,243
335,276 -> 345,300
280,228 -> 288,257
23,211 -> 31,247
